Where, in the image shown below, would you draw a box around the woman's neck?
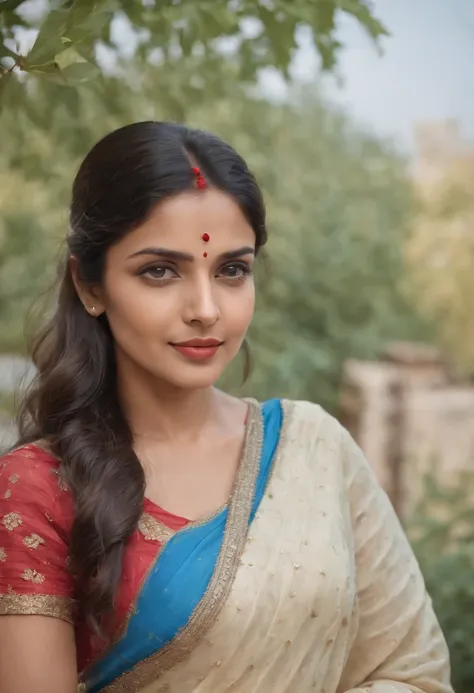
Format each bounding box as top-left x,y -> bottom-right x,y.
117,361 -> 220,444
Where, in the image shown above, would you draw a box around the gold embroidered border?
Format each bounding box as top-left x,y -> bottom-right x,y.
262,399 -> 295,502
0,593 -> 75,623
9,439 -> 54,457
32,439 -> 54,455
138,514 -> 177,543
101,399 -> 263,692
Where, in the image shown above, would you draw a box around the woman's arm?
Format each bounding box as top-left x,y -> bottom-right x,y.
338,429 -> 453,693
0,615 -> 77,693
0,445 -> 78,692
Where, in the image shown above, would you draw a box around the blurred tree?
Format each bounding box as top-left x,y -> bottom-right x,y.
0,54 -> 426,410
406,155 -> 474,374
234,91 -> 427,408
0,0 -> 387,113
409,471 -> 474,693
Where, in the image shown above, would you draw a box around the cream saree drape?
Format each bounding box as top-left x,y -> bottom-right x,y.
108,400 -> 453,693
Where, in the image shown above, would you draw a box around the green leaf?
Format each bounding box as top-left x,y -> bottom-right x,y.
27,61 -> 62,75
24,9 -> 69,68
22,1 -> 110,76
25,63 -> 66,87
54,46 -> 85,70
60,60 -> 100,84
0,0 -> 27,12
64,0 -> 116,44
339,0 -> 389,40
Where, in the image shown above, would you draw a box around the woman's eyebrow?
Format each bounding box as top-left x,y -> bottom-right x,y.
127,246 -> 255,261
127,247 -> 194,261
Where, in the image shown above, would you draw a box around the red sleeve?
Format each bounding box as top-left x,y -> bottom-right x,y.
0,444 -> 76,624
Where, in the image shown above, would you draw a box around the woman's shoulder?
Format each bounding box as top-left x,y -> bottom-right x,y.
281,399 -> 345,441
0,442 -> 76,623
1,440 -> 61,476
0,441 -> 72,515
281,398 -> 378,491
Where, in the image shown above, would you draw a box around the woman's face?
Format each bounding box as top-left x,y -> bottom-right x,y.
88,189 -> 256,390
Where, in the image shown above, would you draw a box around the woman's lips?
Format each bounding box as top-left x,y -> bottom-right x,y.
170,339 -> 223,362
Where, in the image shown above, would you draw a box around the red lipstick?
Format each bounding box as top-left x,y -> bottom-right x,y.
170,338 -> 223,361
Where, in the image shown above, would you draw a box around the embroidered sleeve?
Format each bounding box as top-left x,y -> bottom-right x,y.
0,445 -> 75,624
339,429 -> 453,693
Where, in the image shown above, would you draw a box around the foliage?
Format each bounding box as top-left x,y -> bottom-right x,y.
406,155 -> 474,375
408,472 -> 474,693
226,92 -> 426,408
0,0 -> 387,109
0,52 -> 427,410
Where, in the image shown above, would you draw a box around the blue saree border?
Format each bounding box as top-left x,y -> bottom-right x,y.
85,398 -> 282,692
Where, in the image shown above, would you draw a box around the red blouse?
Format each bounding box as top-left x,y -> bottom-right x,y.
0,444 -> 189,675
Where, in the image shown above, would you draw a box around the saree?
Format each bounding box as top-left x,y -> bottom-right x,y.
0,399 -> 453,693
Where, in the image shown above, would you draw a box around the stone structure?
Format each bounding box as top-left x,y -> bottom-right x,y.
339,342 -> 474,519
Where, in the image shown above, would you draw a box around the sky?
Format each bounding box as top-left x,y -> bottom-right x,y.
288,0 -> 474,154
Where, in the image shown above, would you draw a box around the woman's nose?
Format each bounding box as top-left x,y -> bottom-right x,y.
183,281 -> 220,327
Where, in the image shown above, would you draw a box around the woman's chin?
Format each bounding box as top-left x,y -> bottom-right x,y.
167,372 -> 223,391
162,361 -> 228,391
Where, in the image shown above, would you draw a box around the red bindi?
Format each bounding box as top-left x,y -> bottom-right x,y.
202,233 -> 210,242
203,252 -> 208,258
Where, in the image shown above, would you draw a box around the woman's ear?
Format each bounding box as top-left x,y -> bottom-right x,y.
69,255 -> 105,317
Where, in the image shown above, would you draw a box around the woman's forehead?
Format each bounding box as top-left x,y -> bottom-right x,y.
113,189 -> 255,255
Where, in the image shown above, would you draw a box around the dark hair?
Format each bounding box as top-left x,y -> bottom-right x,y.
15,122 -> 267,632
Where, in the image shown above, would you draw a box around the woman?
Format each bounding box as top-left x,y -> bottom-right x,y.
0,122 -> 452,693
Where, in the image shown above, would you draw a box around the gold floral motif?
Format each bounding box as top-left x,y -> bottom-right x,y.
0,548 -> 6,562
4,489 -> 11,499
101,398 -> 266,693
21,568 -> 45,584
23,533 -> 45,550
2,512 -> 22,531
8,474 -> 19,484
138,514 -> 176,543
0,593 -> 74,623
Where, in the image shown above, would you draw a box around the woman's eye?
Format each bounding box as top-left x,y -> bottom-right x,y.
219,263 -> 252,279
139,266 -> 177,281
